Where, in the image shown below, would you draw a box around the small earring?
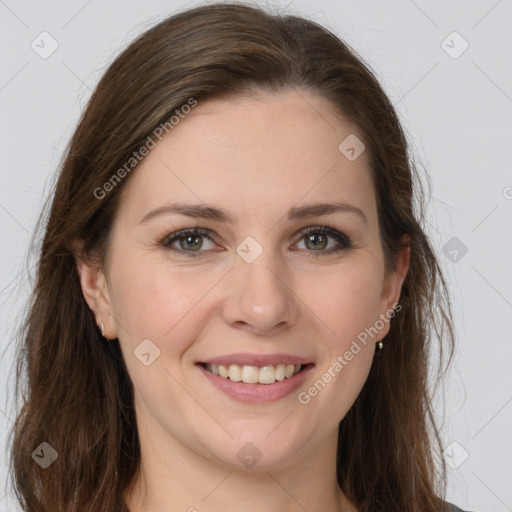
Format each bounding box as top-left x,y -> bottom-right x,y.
376,339 -> 383,351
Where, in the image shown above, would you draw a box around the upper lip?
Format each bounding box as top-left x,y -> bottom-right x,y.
198,353 -> 314,367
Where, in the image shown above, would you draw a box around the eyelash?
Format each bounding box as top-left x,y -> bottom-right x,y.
159,224 -> 352,259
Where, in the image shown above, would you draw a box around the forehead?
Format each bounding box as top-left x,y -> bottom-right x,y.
117,89 -> 376,225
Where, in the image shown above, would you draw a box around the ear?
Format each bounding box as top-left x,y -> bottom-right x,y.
375,235 -> 410,340
73,241 -> 117,340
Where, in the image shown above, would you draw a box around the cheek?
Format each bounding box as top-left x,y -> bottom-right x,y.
295,260 -> 383,413
301,259 -> 384,347
107,249 -> 226,350
106,253 -> 226,409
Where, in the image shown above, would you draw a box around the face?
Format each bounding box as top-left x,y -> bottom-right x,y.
79,89 -> 409,473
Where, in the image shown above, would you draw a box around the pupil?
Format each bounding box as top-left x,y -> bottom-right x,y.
307,233 -> 327,250
180,235 -> 202,251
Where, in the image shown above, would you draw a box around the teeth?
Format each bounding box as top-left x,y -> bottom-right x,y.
205,363 -> 303,384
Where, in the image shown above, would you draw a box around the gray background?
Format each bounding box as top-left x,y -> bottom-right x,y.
1,1 -> 511,511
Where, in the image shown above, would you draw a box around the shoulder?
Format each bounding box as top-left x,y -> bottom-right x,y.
443,500 -> 476,512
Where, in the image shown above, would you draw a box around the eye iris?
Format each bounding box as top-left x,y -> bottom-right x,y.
305,233 -> 327,250
179,235 -> 202,251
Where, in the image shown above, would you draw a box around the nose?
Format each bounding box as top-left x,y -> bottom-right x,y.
220,247 -> 300,335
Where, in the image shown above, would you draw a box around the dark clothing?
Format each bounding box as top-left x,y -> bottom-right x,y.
445,501 -> 474,512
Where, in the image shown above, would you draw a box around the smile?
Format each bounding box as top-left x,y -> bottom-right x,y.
197,362 -> 315,403
203,362 -> 304,385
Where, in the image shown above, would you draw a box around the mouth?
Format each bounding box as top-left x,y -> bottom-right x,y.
195,359 -> 315,403
199,362 -> 314,385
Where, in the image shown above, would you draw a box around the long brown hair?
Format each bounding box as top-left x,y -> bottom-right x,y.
6,3 -> 456,511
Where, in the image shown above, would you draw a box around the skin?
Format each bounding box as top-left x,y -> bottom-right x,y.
77,88 -> 409,512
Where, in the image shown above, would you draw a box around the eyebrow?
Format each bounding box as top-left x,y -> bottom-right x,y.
138,201 -> 368,225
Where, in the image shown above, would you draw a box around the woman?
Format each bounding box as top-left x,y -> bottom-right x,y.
7,3 -> 473,511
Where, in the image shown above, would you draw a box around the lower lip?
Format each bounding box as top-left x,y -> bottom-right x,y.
196,363 -> 315,403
